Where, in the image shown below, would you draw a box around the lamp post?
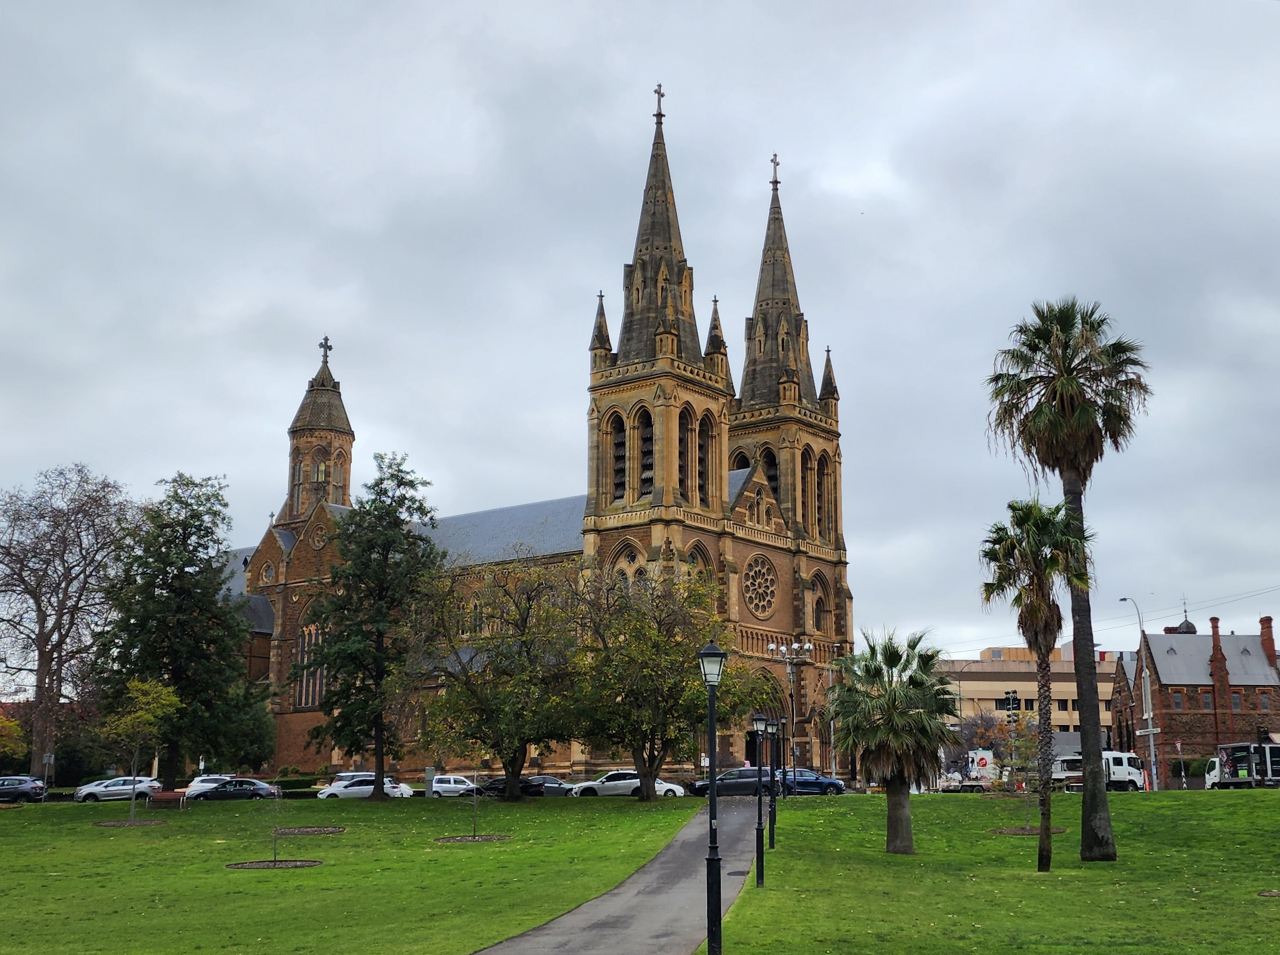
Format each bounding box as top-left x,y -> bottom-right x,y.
1121,597 -> 1158,792
766,716 -> 779,848
751,711 -> 767,888
697,641 -> 728,955
768,640 -> 813,795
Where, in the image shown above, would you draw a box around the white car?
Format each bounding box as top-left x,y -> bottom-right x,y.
430,775 -> 475,797
569,770 -> 684,798
74,777 -> 162,802
317,776 -> 414,798
184,775 -> 232,798
330,771 -> 375,787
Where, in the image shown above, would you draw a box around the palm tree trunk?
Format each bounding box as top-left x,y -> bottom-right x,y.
1061,468 -> 1117,862
885,772 -> 914,855
1036,652 -> 1054,872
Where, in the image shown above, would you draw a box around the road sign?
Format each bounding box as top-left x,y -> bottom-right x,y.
1135,727 -> 1162,737
42,753 -> 54,765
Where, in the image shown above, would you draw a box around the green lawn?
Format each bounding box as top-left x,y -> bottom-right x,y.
717,790 -> 1280,954
0,796 -> 698,955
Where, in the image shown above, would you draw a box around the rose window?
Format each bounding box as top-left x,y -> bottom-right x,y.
742,555 -> 778,618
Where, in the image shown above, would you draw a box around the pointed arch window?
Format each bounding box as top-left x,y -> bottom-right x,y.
678,408 -> 693,502
332,452 -> 346,504
813,594 -> 827,634
731,450 -> 750,472
291,450 -> 304,515
816,456 -> 830,541
801,448 -> 814,535
761,448 -> 779,503
311,449 -> 328,484
697,415 -> 713,508
296,623 -> 325,710
637,409 -> 654,499
608,414 -> 627,502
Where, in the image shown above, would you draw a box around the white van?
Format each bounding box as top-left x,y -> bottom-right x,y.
1052,751 -> 1146,791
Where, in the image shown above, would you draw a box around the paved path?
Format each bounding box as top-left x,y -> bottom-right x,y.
479,797 -> 759,955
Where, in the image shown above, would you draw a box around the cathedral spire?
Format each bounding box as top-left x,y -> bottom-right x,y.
291,339 -> 353,435
614,92 -> 702,366
590,291 -> 611,351
704,296 -> 727,356
819,346 -> 840,402
738,158 -> 819,410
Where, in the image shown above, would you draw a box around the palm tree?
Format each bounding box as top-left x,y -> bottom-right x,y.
988,297 -> 1150,862
828,630 -> 960,855
981,499 -> 1089,872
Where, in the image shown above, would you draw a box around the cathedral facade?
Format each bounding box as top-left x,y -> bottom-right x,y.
237,104 -> 853,779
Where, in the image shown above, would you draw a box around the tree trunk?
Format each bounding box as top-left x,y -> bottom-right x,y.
632,740 -> 669,802
885,771 -> 914,855
1061,468 -> 1117,863
501,747 -> 528,801
368,712 -> 390,801
1036,651 -> 1054,872
163,739 -> 180,791
28,654 -> 55,777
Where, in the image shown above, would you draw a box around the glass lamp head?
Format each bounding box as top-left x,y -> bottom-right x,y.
696,642 -> 728,686
751,712 -> 767,735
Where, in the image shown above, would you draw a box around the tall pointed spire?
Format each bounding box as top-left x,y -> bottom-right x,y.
590,291 -> 611,351
738,157 -> 819,410
819,346 -> 839,402
705,296 -> 726,355
290,339 -> 353,435
614,90 -> 702,366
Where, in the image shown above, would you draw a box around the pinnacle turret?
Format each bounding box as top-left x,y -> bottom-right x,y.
590,292 -> 611,352
290,340 -> 353,436
819,346 -> 839,402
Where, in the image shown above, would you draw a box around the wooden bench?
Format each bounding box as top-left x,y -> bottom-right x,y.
146,791 -> 187,810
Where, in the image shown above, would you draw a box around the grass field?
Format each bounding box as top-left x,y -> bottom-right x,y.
0,796 -> 698,955
716,790 -> 1280,954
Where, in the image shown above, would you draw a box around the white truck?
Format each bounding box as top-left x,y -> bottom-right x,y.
1207,743 -> 1280,789
941,750 -> 998,793
1052,751 -> 1146,792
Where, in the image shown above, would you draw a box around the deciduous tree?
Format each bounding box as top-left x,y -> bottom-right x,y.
99,679 -> 180,821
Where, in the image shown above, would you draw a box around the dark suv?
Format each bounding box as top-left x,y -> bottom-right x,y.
0,776 -> 47,803
692,767 -> 779,798
776,768 -> 845,795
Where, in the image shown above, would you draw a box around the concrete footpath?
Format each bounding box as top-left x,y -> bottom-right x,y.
479,797 -> 759,955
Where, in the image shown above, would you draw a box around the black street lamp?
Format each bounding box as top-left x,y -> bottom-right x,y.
765,715 -> 779,848
697,641 -> 728,955
752,711 -> 767,888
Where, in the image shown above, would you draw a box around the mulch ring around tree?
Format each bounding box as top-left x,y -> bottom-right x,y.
434,835 -> 512,844
272,827 -> 346,836
92,820 -> 168,827
226,860 -> 323,870
1259,890 -> 1280,898
989,826 -> 1067,836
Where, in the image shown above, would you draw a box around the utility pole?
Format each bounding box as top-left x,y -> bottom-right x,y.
1122,597 -> 1158,791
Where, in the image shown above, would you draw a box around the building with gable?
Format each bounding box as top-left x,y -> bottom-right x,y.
232,101 -> 853,778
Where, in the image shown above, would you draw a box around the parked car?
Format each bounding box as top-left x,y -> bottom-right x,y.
0,776 -> 46,803
569,770 -> 684,798
190,778 -> 280,801
459,777 -> 546,799
430,774 -> 475,797
317,777 -> 414,798
330,771 -> 376,788
74,776 -> 161,802
692,767 -> 779,798
527,775 -> 574,797
775,768 -> 845,796
184,775 -> 232,798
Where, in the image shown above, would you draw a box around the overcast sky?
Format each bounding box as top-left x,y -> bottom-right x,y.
3,1 -> 1279,656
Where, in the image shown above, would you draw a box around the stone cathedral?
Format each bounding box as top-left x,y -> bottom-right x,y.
235,101 -> 853,778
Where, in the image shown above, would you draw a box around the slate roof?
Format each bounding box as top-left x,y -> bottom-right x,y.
429,496 -> 586,566
221,546 -> 274,634
289,360 -> 353,435
727,468 -> 751,506
1147,632 -> 1280,687
1117,650 -> 1139,687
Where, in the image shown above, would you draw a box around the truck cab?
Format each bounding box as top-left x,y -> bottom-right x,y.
1102,751 -> 1146,791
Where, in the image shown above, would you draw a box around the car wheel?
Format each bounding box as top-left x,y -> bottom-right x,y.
1209,783 -> 1218,790
663,789 -> 676,797
822,784 -> 838,795
252,794 -> 264,800
432,791 -> 442,798
85,794 -> 99,803
1127,781 -> 1139,792
580,787 -> 598,797
630,787 -> 641,798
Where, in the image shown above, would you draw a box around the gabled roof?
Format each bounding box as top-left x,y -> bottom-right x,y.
727,467 -> 752,507
221,546 -> 274,634
1147,632 -> 1280,687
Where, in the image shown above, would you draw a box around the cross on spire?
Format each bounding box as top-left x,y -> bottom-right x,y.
318,335 -> 333,363
653,83 -> 664,122
770,153 -> 780,188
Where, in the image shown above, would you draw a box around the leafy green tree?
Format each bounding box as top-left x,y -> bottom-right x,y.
96,474 -> 271,790
828,630 -> 961,855
981,497 -> 1089,871
296,453 -> 442,800
99,679 -> 180,821
411,560 -> 576,800
570,566 -> 763,801
988,297 -> 1149,862
0,714 -> 26,762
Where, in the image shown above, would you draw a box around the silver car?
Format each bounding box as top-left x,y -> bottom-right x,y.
184,775 -> 232,798
74,777 -> 161,802
430,774 -> 474,797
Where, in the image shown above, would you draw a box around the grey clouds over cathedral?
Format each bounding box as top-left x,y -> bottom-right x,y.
3,2 -> 1280,652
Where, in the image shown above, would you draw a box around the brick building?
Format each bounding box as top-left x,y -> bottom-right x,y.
230,102 -> 853,779
1114,615 -> 1280,788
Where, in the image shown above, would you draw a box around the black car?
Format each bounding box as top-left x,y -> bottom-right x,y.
190,778 -> 280,801
776,768 -> 845,795
461,777 -> 546,799
0,776 -> 46,803
527,775 -> 573,797
692,767 -> 779,798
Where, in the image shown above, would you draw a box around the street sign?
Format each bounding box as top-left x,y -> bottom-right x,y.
1135,728 -> 1162,737
42,753 -> 54,765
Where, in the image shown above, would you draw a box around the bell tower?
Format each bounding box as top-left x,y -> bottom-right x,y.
729,160 -> 843,550
583,90 -> 735,571
279,336 -> 355,526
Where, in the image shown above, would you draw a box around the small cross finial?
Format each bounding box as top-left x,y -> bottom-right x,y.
653,83 -> 664,121
598,290 -> 604,301
825,345 -> 831,357
318,335 -> 333,362
770,153 -> 780,187
712,295 -> 718,305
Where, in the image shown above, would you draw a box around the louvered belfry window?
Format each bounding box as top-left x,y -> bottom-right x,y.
697,416 -> 712,508
678,409 -> 693,501
610,415 -> 626,502
638,409 -> 654,499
